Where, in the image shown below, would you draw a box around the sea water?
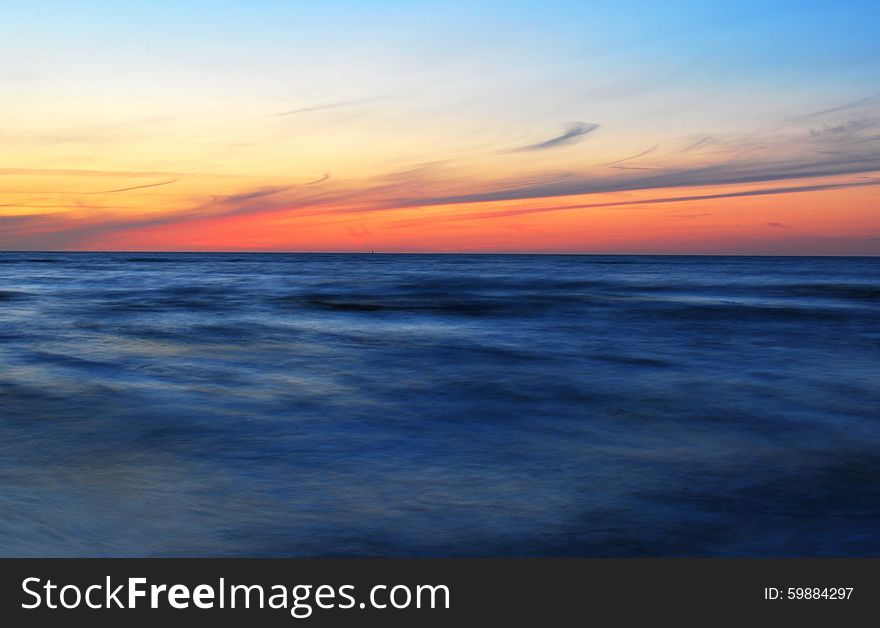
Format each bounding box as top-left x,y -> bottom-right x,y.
0,253 -> 878,556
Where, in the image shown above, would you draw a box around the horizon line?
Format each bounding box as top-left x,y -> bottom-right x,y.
1,250 -> 878,259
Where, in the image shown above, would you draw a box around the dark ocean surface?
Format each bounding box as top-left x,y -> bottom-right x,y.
0,252 -> 878,557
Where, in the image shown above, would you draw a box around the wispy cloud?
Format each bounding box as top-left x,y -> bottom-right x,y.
683,136 -> 714,152
0,173 -> 335,249
788,95 -> 880,121
603,145 -> 658,166
0,168 -> 186,178
390,179 -> 880,225
511,122 -> 599,152
88,179 -> 179,194
395,141 -> 880,208
272,96 -> 391,117
807,118 -> 879,145
209,185 -> 294,205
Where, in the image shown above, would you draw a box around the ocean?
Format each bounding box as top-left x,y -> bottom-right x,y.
0,252 -> 878,556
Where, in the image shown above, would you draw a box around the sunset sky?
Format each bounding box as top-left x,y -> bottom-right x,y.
2,1 -> 878,254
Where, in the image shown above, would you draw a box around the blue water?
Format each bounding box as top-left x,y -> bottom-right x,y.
0,253 -> 878,556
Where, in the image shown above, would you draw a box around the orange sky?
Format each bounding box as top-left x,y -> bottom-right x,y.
73,174 -> 875,255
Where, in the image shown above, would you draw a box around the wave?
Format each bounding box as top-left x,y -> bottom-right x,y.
776,283 -> 880,301
280,294 -> 505,315
650,301 -> 857,321
97,286 -> 238,312
0,290 -> 29,300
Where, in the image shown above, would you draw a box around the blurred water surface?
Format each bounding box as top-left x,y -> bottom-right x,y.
1,252 -> 878,556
